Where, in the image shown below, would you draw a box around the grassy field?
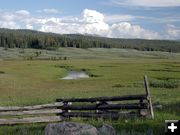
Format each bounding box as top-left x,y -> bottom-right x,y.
0,48 -> 180,135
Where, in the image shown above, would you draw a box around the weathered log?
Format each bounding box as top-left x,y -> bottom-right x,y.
56,95 -> 147,103
61,112 -> 139,119
0,102 -> 63,112
0,116 -> 62,125
144,75 -> 154,119
60,103 -> 148,110
0,109 -> 62,116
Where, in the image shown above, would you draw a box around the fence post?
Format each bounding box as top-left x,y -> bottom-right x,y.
144,75 -> 154,119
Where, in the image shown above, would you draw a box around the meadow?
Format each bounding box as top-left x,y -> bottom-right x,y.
0,47 -> 180,135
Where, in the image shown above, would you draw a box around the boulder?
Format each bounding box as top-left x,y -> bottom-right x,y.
45,122 -> 98,135
97,124 -> 116,135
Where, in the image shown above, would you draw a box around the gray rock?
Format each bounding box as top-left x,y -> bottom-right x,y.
45,122 -> 98,135
98,124 -> 116,135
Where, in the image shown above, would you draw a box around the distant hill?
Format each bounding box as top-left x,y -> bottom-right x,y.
0,28 -> 180,52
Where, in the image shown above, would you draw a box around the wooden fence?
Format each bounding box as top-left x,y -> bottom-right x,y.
0,75 -> 154,125
0,102 -> 63,125
56,76 -> 154,119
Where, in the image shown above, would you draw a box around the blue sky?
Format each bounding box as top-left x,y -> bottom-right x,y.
0,0 -> 180,39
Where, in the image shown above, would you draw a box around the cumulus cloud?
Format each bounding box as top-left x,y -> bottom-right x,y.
109,22 -> 160,39
0,9 -> 162,39
0,21 -> 20,29
83,9 -> 104,23
166,24 -> 180,39
37,9 -> 159,39
81,9 -> 109,36
15,10 -> 30,16
110,0 -> 180,7
1,14 -> 14,21
38,9 -> 109,36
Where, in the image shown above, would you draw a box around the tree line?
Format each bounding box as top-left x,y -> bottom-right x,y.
0,28 -> 180,52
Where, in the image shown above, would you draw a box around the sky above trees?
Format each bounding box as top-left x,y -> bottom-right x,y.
0,0 -> 180,39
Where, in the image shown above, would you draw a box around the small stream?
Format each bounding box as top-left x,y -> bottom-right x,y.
62,71 -> 89,80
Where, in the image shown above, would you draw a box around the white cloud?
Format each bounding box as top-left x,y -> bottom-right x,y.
0,10 -> 30,29
15,10 -> 30,16
0,9 -> 163,39
83,9 -> 104,23
82,9 -> 109,36
39,9 -> 109,37
1,14 -> 15,21
0,21 -> 20,29
166,24 -> 180,38
109,22 -> 160,39
111,0 -> 180,7
26,24 -> 33,30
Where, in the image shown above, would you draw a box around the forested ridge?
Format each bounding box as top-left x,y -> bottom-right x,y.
0,28 -> 180,52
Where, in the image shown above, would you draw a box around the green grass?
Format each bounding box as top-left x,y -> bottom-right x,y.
0,48 -> 180,134
150,79 -> 179,88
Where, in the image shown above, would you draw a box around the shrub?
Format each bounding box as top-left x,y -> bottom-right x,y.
88,73 -> 102,78
112,84 -> 125,88
0,71 -> 5,74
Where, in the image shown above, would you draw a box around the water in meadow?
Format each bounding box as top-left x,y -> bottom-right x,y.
62,71 -> 89,80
